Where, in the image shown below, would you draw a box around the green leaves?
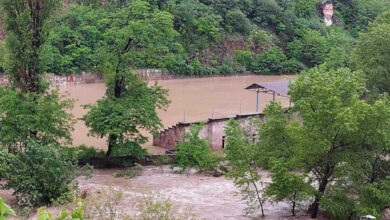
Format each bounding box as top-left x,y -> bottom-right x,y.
1,142 -> 78,207
175,124 -> 219,171
260,66 -> 390,218
351,10 -> 390,94
224,119 -> 265,215
0,197 -> 16,219
0,88 -> 74,152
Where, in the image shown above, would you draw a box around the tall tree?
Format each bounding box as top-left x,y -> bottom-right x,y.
0,0 -> 60,92
259,67 -> 390,218
225,119 -> 266,217
84,0 -> 173,158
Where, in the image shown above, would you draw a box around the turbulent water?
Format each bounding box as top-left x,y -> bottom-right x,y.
60,75 -> 295,154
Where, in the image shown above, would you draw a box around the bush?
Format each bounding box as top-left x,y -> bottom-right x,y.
251,47 -> 288,74
111,141 -> 148,159
112,163 -> 143,179
62,145 -> 105,160
234,50 -> 253,71
247,30 -> 273,50
225,9 -> 252,35
175,124 -> 220,171
0,142 -> 77,207
217,56 -> 235,75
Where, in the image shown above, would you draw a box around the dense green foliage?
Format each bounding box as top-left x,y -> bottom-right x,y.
0,143 -> 78,207
237,66 -> 390,218
265,160 -> 314,216
175,124 -> 220,171
0,0 -> 78,209
224,119 -> 265,216
2,0 -> 381,77
351,11 -> 390,94
0,87 -> 74,153
0,0 -> 60,92
82,0 -> 171,158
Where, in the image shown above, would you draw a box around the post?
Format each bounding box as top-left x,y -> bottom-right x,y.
183,111 -> 186,122
256,90 -> 259,112
273,92 -> 275,101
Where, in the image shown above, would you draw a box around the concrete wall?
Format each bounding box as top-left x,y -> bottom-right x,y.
153,113 -> 265,151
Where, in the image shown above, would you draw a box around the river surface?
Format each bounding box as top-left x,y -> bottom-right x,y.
60,75 -> 295,154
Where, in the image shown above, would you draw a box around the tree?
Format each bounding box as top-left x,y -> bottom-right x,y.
175,124 -> 219,171
44,4 -> 106,75
0,0 -> 60,92
234,50 -> 253,71
225,9 -> 252,36
260,66 -> 390,218
251,47 -> 288,74
351,10 -> 390,94
300,30 -> 329,66
265,160 -> 314,216
0,87 -> 74,153
84,0 -> 174,159
0,142 -> 78,207
225,119 -> 266,217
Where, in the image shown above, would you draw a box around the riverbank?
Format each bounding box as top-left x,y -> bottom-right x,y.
1,165 -> 328,220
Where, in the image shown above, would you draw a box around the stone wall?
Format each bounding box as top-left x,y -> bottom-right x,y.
153,113 -> 265,151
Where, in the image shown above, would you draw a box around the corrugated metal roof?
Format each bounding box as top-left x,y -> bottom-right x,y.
245,80 -> 291,97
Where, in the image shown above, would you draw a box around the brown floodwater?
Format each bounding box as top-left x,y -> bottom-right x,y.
60,75 -> 295,154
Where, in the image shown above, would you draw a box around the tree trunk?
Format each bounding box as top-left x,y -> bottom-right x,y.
309,174 -> 330,218
106,134 -> 116,159
292,192 -> 296,216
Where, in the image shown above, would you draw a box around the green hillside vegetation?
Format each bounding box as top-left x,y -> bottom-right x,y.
2,0 -> 389,76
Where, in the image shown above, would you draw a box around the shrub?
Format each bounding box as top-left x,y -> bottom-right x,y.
251,47 -> 288,74
62,145 -> 105,160
155,155 -> 172,166
0,142 -> 77,207
133,197 -> 197,220
112,163 -> 143,179
225,9 -> 252,36
175,124 -> 221,171
247,30 -> 273,50
217,56 -> 235,75
111,141 -> 148,159
234,50 -> 253,71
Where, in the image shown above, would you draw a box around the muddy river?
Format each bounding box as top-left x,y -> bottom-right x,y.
1,166 -> 327,220
61,75 -> 295,154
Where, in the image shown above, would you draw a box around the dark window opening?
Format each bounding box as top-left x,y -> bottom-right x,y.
222,136 -> 226,149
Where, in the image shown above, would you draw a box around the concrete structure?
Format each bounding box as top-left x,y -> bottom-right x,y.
153,112 -> 265,151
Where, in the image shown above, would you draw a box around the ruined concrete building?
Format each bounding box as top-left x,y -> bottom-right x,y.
153,113 -> 265,151
154,80 -> 291,152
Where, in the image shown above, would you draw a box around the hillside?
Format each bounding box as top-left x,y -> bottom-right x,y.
0,0 -> 390,76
